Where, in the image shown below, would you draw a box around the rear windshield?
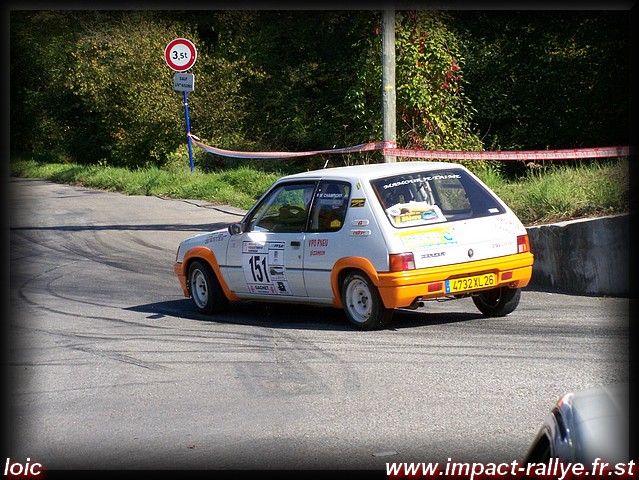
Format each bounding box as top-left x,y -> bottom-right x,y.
370,169 -> 505,228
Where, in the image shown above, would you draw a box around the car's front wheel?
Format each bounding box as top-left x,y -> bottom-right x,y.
341,271 -> 393,331
188,260 -> 229,315
472,287 -> 521,316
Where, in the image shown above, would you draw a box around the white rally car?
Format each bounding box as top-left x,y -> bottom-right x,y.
174,161 -> 534,330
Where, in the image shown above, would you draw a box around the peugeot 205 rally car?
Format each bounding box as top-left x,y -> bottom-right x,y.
174,161 -> 534,330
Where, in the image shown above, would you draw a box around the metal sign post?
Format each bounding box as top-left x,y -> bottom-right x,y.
183,91 -> 194,172
173,73 -> 196,172
164,38 -> 198,172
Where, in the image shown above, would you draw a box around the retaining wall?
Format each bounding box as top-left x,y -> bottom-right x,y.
525,214 -> 630,297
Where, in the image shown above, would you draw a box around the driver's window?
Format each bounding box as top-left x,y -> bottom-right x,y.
247,183 -> 315,233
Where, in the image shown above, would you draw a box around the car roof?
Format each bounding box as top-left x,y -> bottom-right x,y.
280,161 -> 466,182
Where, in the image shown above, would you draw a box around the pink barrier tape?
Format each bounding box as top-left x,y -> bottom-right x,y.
188,134 -> 390,159
188,134 -> 629,161
386,145 -> 630,161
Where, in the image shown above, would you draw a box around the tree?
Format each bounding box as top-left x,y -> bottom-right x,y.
63,12 -> 189,166
10,11 -> 80,159
451,10 -> 629,152
11,10 -> 629,172
10,11 -> 253,168
344,10 -> 484,162
348,10 -> 485,172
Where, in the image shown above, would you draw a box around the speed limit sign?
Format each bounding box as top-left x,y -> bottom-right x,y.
164,38 -> 197,72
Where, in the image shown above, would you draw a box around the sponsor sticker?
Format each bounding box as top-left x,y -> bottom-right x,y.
242,241 -> 292,295
398,225 -> 456,248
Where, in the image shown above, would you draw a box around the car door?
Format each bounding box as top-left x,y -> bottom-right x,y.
303,180 -> 351,300
224,182 -> 316,298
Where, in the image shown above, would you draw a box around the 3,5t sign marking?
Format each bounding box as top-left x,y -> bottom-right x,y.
164,38 -> 197,72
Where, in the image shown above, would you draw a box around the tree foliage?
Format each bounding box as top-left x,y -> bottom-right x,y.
204,11 -> 381,153
394,10 -> 482,151
451,10 -> 629,151
10,11 -> 253,168
10,10 -> 630,173
65,12 -> 190,167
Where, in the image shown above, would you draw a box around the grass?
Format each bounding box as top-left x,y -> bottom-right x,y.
484,160 -> 630,225
9,157 -> 630,226
10,160 -> 281,210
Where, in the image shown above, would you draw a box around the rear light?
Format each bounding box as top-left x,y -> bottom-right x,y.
517,234 -> 530,253
389,253 -> 416,272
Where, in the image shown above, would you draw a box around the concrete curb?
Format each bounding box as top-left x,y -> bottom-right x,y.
526,214 -> 630,297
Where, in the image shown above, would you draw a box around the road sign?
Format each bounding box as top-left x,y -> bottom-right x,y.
174,73 -> 195,92
164,38 -> 197,72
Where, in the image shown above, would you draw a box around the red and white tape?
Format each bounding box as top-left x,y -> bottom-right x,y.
188,134 -> 629,161
189,134 -> 388,159
386,145 -> 629,161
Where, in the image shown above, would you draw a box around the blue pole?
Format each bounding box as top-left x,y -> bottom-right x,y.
183,90 -> 194,172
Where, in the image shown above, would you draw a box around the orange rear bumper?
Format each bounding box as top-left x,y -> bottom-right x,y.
376,253 -> 534,309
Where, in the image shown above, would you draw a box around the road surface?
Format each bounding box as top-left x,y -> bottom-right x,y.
6,178 -> 630,470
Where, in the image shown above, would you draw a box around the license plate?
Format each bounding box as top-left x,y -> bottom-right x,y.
445,273 -> 497,293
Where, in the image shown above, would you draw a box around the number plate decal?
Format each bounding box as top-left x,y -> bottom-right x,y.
242,241 -> 292,295
445,273 -> 497,293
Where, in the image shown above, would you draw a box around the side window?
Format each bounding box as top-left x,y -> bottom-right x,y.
308,181 -> 350,232
247,183 -> 315,233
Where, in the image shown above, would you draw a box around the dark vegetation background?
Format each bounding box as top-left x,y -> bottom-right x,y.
9,10 -> 631,178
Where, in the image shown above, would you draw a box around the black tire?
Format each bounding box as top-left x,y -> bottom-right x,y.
341,271 -> 393,331
187,260 -> 229,315
472,287 -> 521,317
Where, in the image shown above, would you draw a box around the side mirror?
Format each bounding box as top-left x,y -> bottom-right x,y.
228,222 -> 243,235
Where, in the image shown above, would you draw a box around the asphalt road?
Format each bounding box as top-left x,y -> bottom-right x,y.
5,177 -> 630,471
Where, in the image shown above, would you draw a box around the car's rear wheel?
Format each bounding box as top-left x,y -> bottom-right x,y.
341,271 -> 393,330
472,287 -> 521,316
188,260 -> 229,314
